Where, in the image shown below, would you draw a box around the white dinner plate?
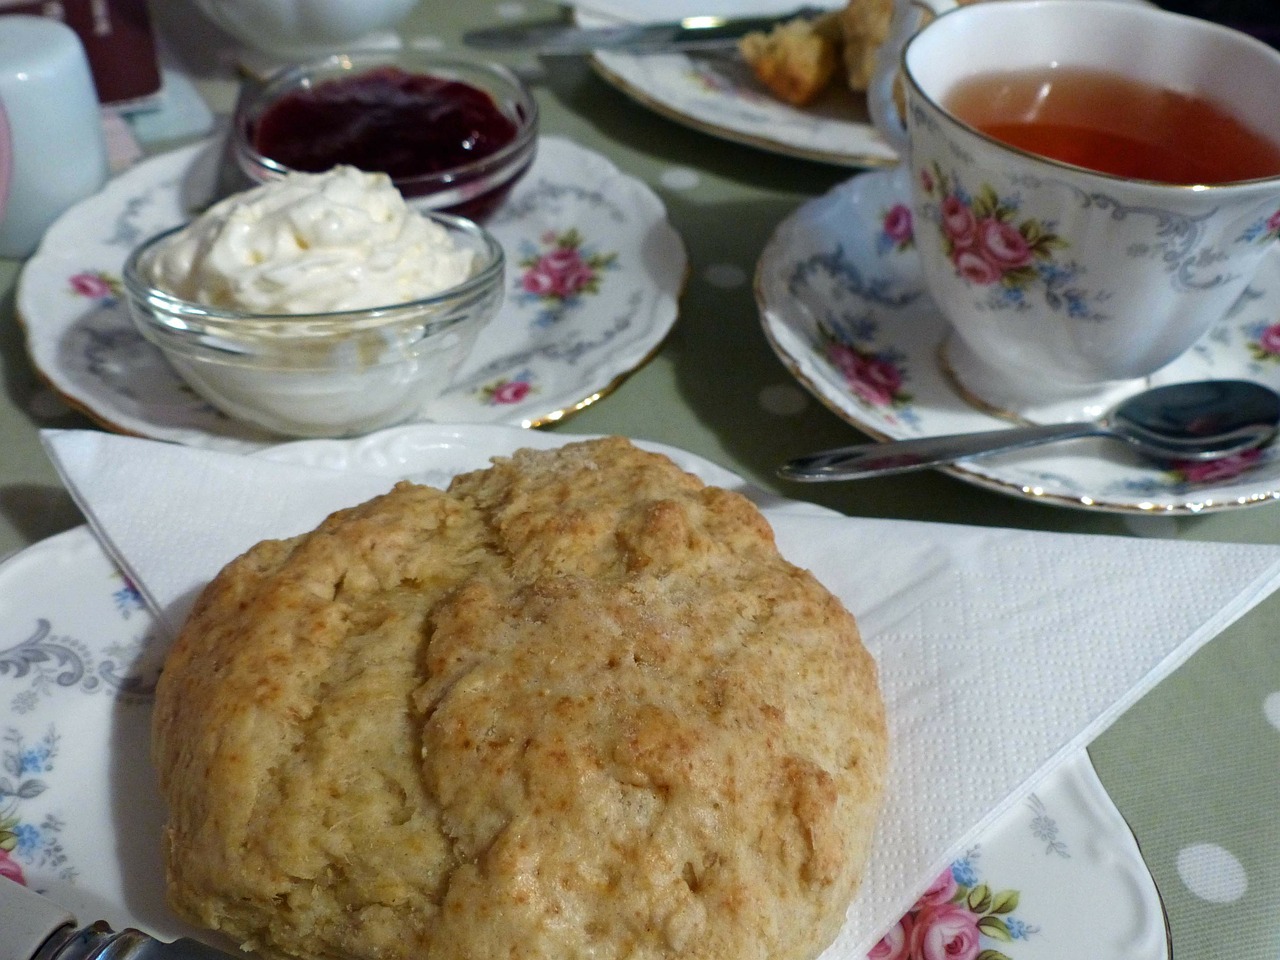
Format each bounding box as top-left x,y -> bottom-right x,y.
0,425 -> 1166,959
16,136 -> 685,452
756,167 -> 1280,513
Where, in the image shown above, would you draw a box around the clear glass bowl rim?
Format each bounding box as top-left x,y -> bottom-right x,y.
122,210 -> 506,341
232,51 -> 540,192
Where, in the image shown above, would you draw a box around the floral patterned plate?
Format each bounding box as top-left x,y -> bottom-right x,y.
1,425 -> 1168,959
756,167 -> 1280,513
16,136 -> 685,452
866,749 -> 1169,960
580,10 -> 896,169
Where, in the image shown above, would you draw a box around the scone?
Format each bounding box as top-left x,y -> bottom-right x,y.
152,437 -> 888,960
836,0 -> 895,92
739,15 -> 840,106
739,0 -> 976,105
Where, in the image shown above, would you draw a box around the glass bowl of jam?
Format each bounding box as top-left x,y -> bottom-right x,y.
232,52 -> 539,220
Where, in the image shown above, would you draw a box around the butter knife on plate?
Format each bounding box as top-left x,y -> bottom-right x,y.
462,6 -> 826,55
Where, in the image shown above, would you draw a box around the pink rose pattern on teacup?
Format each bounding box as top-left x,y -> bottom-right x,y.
918,164 -> 1106,321
686,61 -> 771,103
926,167 -> 1061,286
0,845 -> 24,883
69,270 -> 121,302
1247,321 -> 1280,362
868,856 -> 1036,960
480,371 -> 536,407
879,203 -> 914,254
1168,447 -> 1265,485
1238,207 -> 1280,244
518,228 -> 618,327
823,333 -> 912,409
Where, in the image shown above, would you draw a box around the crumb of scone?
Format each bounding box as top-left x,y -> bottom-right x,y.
739,17 -> 840,106
837,0 -> 895,92
739,0 -> 982,106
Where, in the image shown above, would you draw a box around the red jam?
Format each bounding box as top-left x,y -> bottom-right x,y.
252,67 -> 520,192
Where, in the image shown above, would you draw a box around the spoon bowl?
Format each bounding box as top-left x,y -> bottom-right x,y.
780,379 -> 1280,482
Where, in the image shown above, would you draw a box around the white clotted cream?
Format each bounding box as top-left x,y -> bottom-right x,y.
148,165 -> 474,314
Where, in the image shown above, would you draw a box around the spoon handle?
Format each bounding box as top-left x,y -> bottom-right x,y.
779,421 -> 1106,481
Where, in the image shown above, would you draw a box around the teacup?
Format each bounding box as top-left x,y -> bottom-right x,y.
869,0 -> 1280,418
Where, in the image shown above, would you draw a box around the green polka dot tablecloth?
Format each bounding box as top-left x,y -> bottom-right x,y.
0,2 -> 1277,958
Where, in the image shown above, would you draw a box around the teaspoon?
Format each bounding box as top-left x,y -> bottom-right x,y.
780,379 -> 1280,482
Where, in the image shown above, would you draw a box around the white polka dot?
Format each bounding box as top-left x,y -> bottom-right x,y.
1176,843 -> 1247,903
495,3 -> 527,20
660,167 -> 700,191
1264,691 -> 1280,732
758,383 -> 809,417
408,34 -> 446,51
703,263 -> 747,289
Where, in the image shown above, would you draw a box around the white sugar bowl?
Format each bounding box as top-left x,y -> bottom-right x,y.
191,0 -> 419,57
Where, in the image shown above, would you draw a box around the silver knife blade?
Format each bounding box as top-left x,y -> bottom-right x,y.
462,7 -> 827,55
0,876 -> 239,960
94,929 -> 244,960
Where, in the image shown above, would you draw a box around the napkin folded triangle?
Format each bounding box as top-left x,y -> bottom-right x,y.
39,427 -> 1280,958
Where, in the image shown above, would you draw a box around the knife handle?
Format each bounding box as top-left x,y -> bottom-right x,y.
0,876 -> 74,960
0,877 -> 239,960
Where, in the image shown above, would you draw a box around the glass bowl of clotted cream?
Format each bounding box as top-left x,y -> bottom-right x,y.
122,165 -> 504,439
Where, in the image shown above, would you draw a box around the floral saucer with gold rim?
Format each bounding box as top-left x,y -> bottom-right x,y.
756,167 -> 1280,513
577,9 -> 897,169
16,136 -> 684,452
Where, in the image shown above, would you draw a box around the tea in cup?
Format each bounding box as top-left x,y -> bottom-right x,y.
869,0 -> 1280,417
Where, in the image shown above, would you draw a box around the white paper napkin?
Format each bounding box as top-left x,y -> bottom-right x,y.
40,428 -> 1280,957
41,431 -> 397,638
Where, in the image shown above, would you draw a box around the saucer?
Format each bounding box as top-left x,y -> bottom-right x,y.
756,167 -> 1280,513
16,136 -> 685,452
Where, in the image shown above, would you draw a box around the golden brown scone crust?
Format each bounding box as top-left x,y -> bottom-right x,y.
739,17 -> 840,106
152,437 -> 887,960
838,0 -> 895,92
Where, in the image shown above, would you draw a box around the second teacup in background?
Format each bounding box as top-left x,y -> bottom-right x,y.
871,0 -> 1280,419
